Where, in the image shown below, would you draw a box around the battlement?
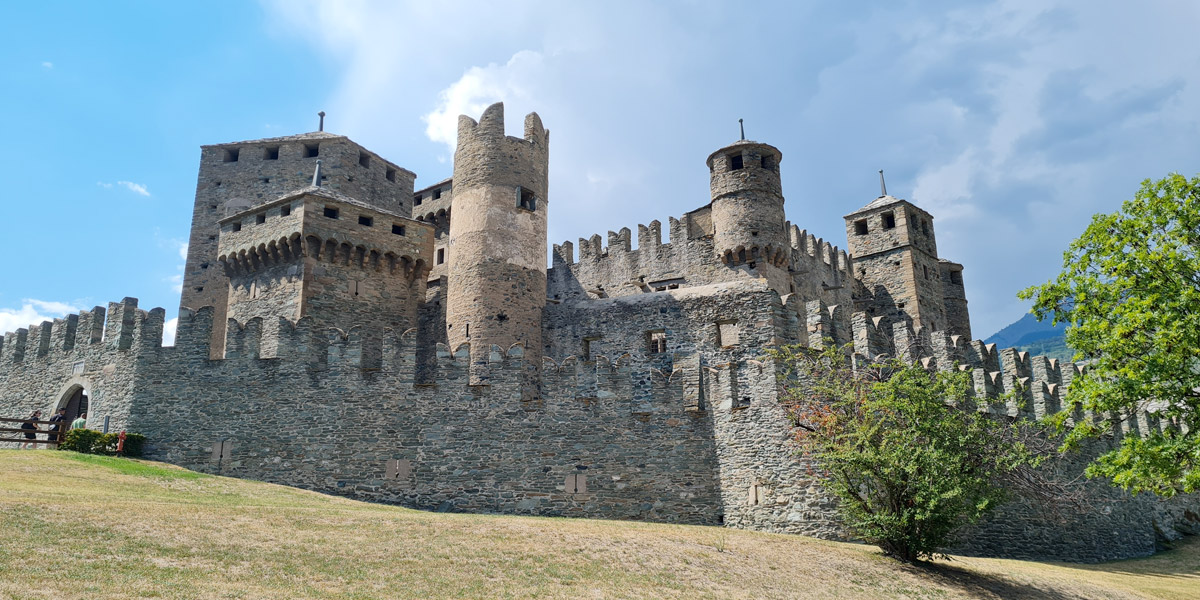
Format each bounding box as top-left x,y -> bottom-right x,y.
0,298 -> 166,372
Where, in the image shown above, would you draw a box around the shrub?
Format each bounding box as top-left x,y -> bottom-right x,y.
57,429 -> 146,457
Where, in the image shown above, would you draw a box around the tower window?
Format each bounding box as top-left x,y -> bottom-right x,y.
359,152 -> 370,168
414,194 -> 423,206
436,248 -> 445,264
222,148 -> 239,163
392,224 -> 405,236
303,143 -> 319,158
255,213 -> 266,225
433,189 -> 442,200
386,167 -> 396,182
646,330 -> 667,354
922,220 -> 930,235
729,153 -> 743,170
231,223 -> 241,232
950,270 -> 963,285
854,219 -> 868,235
882,212 -> 896,229
280,205 -> 291,217
518,187 -> 537,211
358,215 -> 373,227
264,146 -> 279,160
323,207 -> 339,219
761,155 -> 775,171
924,265 -> 930,279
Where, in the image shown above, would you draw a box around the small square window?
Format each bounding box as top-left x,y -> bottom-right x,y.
358,215 -> 373,227
255,213 -> 266,225
518,187 -> 536,211
728,153 -> 743,170
761,155 -> 774,170
323,207 -> 339,219
280,205 -> 291,217
433,189 -> 442,200
414,195 -> 423,206
950,270 -> 963,285
646,330 -> 667,354
222,148 -> 239,162
436,248 -> 445,265
303,143 -> 319,158
882,212 -> 896,229
231,222 -> 241,232
854,219 -> 868,235
264,146 -> 279,160
359,152 -> 370,168
386,167 -> 396,182
392,224 -> 405,236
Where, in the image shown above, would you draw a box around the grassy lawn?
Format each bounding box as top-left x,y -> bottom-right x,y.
0,450 -> 1196,599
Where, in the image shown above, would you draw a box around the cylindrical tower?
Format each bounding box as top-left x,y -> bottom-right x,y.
446,102 -> 549,384
707,140 -> 790,288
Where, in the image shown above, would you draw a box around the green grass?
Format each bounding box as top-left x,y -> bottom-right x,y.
0,450 -> 1197,599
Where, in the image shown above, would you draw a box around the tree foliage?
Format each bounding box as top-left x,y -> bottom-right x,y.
772,345 -> 1037,562
1020,173 -> 1200,496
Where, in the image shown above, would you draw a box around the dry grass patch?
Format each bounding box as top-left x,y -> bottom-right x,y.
0,450 -> 1196,599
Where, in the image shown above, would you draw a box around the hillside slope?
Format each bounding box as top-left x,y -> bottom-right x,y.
985,313 -> 1074,361
1,451 -> 1197,600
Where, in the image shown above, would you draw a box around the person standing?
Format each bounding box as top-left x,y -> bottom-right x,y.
20,410 -> 41,449
71,412 -> 87,431
48,409 -> 68,444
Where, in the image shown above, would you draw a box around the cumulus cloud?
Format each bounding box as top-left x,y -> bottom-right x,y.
97,180 -> 151,197
0,300 -> 82,336
162,317 -> 178,346
423,51 -> 545,152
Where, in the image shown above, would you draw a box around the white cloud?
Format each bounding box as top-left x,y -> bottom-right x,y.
97,180 -> 151,197
0,299 -> 82,336
162,317 -> 178,346
423,51 -> 545,152
41,61 -> 53,69
96,181 -> 112,189
176,241 -> 188,261
167,274 -> 183,295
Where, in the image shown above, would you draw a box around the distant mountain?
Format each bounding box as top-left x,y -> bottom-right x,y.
983,313 -> 1074,361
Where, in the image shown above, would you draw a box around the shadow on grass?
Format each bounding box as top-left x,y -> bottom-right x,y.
1070,534 -> 1200,579
905,561 -> 1081,600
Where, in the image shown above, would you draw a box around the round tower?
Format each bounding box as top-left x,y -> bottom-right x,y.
706,140 -> 790,289
446,102 -> 549,383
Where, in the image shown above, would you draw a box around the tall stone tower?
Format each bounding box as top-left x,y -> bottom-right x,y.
706,140 -> 791,293
844,195 -> 948,332
446,103 -> 549,384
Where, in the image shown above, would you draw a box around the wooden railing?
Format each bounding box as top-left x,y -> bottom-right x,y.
0,417 -> 70,447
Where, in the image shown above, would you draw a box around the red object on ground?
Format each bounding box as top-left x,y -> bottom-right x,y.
117,431 -> 126,454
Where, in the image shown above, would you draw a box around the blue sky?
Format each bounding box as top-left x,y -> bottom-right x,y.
2,1 -> 1199,342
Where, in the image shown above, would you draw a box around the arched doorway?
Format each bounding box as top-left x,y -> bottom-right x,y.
53,379 -> 91,422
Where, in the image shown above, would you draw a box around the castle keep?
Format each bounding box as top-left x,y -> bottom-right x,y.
2,103 -> 1196,562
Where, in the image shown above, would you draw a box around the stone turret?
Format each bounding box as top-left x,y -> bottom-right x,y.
706,140 -> 791,292
446,102 -> 549,387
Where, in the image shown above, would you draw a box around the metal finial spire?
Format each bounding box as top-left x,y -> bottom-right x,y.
312,160 -> 323,187
879,170 -> 887,197
738,118 -> 745,141
318,111 -> 326,132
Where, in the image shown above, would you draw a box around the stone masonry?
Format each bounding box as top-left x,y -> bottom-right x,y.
2,102 -> 1197,563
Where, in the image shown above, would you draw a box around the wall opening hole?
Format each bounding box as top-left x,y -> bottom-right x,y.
436,248 -> 445,264
386,167 -> 396,182
728,153 -> 743,170
414,194 -> 423,206
263,146 -> 279,160
358,215 -> 373,227
280,205 -> 291,217
359,152 -> 370,168
231,223 -> 241,232
222,148 -> 239,162
323,207 -> 339,219
854,219 -> 868,235
303,143 -> 319,158
392,224 -> 405,236
255,213 -> 266,225
518,187 -> 536,211
882,211 -> 896,229
433,188 -> 442,199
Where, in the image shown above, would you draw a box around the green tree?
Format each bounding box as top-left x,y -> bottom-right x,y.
772,345 -> 1037,562
1020,173 -> 1200,496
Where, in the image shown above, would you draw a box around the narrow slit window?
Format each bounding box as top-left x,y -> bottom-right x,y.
264,146 -> 279,160
729,153 -> 743,170
436,248 -> 445,265
392,224 -> 405,236
323,207 -> 339,219
358,215 -> 373,227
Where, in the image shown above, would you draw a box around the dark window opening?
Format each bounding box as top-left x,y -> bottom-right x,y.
392,224 -> 405,236
433,189 -> 442,199
854,219 -> 868,235
496,313 -> 508,322
414,194 -> 423,206
897,302 -> 906,309
264,146 -> 279,160
280,205 -> 291,217
518,187 -> 536,211
214,181 -> 222,187
359,152 -> 370,168
465,323 -> 469,338
358,215 -> 373,227
923,265 -> 930,279
323,207 -> 339,219
751,230 -> 759,237
303,143 -> 319,158
386,167 -> 396,182
255,213 -> 266,225
761,155 -> 775,170
260,177 -> 271,184
950,270 -> 962,285
922,220 -> 930,235
222,148 -> 239,163
882,212 -> 896,229
200,263 -> 209,270
209,204 -> 216,211
231,223 -> 241,232
194,286 -> 204,293
729,153 -> 743,170
436,248 -> 445,264
208,235 -> 216,241
646,330 -> 667,354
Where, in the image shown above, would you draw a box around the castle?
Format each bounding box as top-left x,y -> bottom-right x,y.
2,103 -> 1196,562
